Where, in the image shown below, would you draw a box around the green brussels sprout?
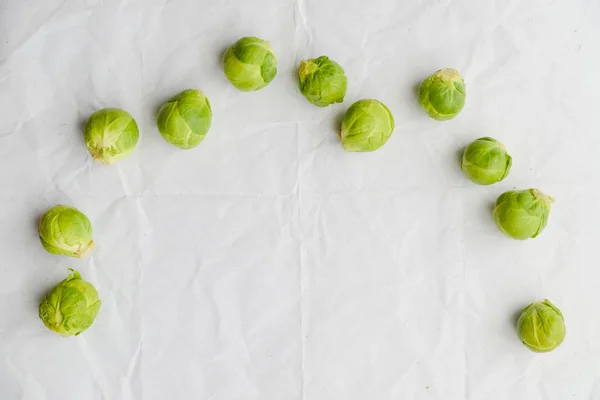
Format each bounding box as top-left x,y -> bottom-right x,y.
38,205 -> 94,258
461,137 -> 512,185
340,99 -> 395,152
157,89 -> 212,149
223,37 -> 277,91
517,299 -> 566,352
419,68 -> 466,120
39,269 -> 102,337
84,108 -> 139,164
298,56 -> 347,107
493,189 -> 553,240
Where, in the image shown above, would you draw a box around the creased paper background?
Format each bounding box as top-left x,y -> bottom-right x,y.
1,0 -> 600,399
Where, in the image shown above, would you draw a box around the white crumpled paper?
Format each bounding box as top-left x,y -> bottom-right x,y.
1,0 -> 600,399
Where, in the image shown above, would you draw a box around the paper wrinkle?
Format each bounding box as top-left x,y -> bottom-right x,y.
293,0 -> 312,51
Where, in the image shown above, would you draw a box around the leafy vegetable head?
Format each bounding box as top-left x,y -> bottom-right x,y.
84,108 -> 139,164
340,99 -> 395,152
419,68 -> 465,120
493,189 -> 553,240
517,299 -> 566,352
461,137 -> 512,185
223,37 -> 277,91
38,205 -> 94,258
39,269 -> 102,337
298,56 -> 347,107
157,89 -> 212,149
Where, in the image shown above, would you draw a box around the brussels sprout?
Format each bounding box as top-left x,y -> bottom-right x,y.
493,189 -> 553,240
340,99 -> 395,152
38,205 -> 94,258
223,37 -> 277,91
461,137 -> 512,185
517,299 -> 566,352
157,89 -> 212,149
298,56 -> 347,107
419,68 -> 465,120
39,269 -> 102,337
84,108 -> 139,164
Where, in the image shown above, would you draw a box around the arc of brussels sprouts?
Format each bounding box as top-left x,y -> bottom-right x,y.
419,68 -> 466,120
38,205 -> 94,258
39,269 -> 102,337
298,56 -> 347,107
461,137 -> 512,185
157,89 -> 212,149
340,99 -> 395,152
493,189 -> 553,240
517,299 -> 566,352
84,108 -> 139,164
223,37 -> 277,91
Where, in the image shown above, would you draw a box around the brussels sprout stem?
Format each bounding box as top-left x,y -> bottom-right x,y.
531,189 -> 555,204
298,60 -> 318,84
440,68 -> 460,80
75,240 -> 95,258
91,152 -> 113,165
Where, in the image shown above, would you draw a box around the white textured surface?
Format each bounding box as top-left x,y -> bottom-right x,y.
1,0 -> 600,399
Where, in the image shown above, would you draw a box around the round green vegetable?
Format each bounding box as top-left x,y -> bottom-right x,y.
223,37 -> 277,91
461,137 -> 512,185
157,89 -> 212,149
298,56 -> 347,107
39,269 -> 102,337
517,299 -> 566,352
419,68 -> 466,120
340,99 -> 395,152
84,108 -> 139,164
38,205 -> 94,258
493,189 -> 553,240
